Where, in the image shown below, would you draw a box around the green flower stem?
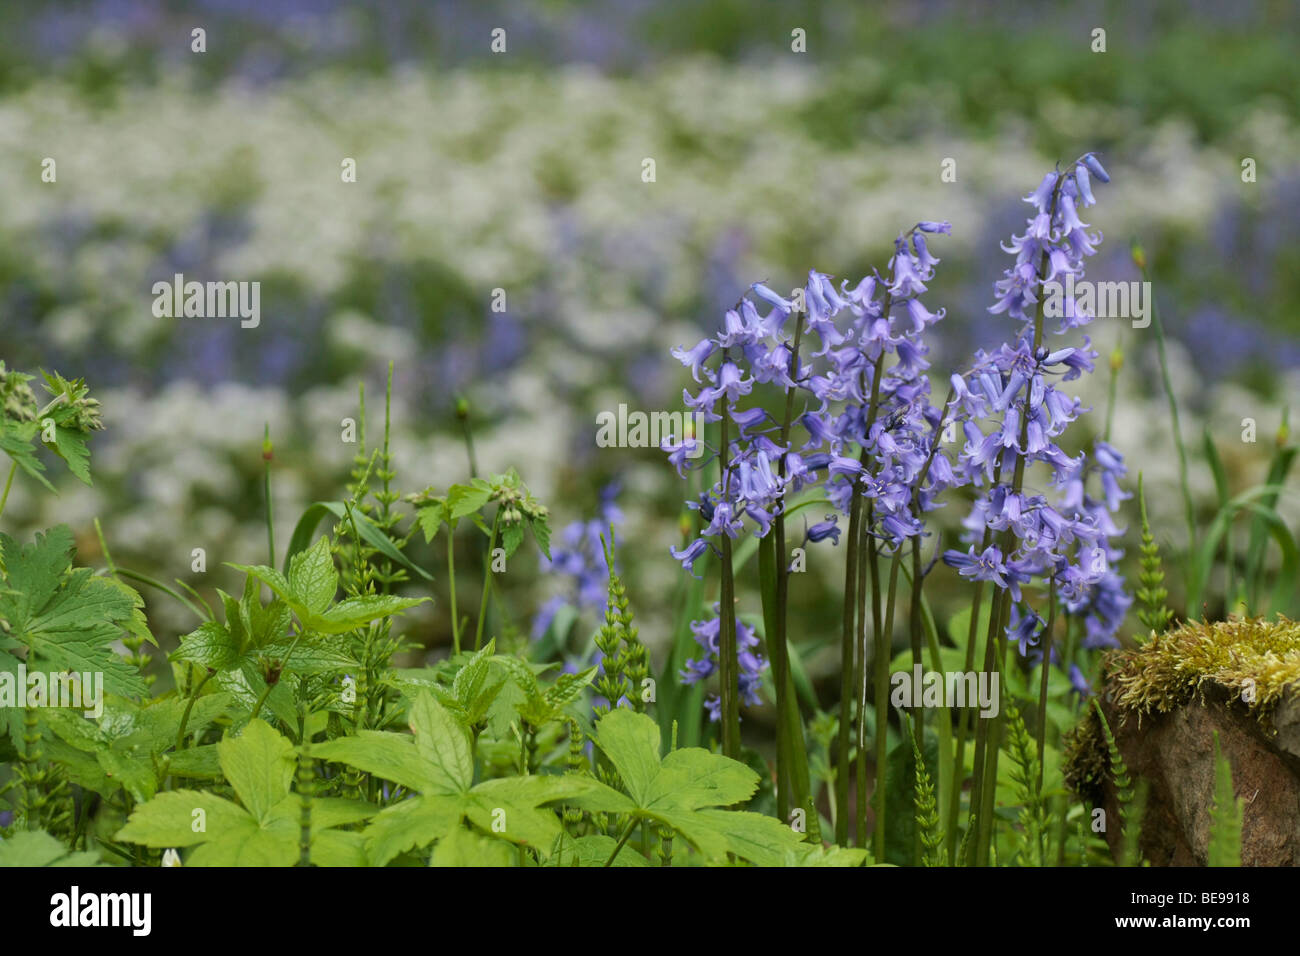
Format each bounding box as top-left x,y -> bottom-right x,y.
1035,576 -> 1058,791
447,525 -> 461,655
837,345 -> 888,844
175,669 -> 216,751
250,630 -> 304,722
262,423 -> 275,566
603,817 -> 639,867
871,551 -> 902,860
757,533 -> 791,818
835,470 -> 865,843
854,503 -> 872,845
717,397 -> 742,760
972,173 -> 1068,865
767,315 -> 815,833
0,460 -> 16,523
474,507 -> 502,652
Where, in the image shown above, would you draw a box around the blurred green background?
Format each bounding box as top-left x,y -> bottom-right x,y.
1,0 -> 1297,702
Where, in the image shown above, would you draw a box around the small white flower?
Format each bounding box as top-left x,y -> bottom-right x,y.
161,848 -> 182,867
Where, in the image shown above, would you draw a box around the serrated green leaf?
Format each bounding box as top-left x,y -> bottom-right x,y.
591,707 -> 663,804
312,731 -> 438,794
447,483 -> 493,520
315,594 -> 428,634
217,718 -> 294,822
287,536 -> 339,615
116,789 -> 252,847
408,691 -> 473,794
174,622 -> 240,669
362,795 -> 464,866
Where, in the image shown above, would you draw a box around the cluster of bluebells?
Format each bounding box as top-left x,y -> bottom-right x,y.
800,223 -> 962,551
532,482 -> 623,640
679,608 -> 766,722
942,154 -> 1132,690
664,224 -> 961,717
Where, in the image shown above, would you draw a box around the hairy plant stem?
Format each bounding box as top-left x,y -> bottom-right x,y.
473,507 -> 502,652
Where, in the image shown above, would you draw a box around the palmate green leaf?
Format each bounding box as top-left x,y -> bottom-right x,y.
0,526 -> 146,699
591,706 -> 663,803
218,718 -> 295,822
580,709 -> 805,865
116,789 -> 252,847
0,830 -> 103,867
651,748 -> 758,810
118,722 -> 375,866
362,795 -> 464,866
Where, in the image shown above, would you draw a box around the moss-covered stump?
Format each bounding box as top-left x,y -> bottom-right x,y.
1065,618 -> 1300,866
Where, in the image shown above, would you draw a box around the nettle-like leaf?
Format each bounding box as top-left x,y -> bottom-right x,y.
173,575 -> 312,724
483,654 -> 595,735
0,418 -> 54,492
116,719 -> 373,867
229,536 -> 429,636
0,526 -> 150,737
42,692 -> 231,802
312,690 -> 591,865
427,641 -> 508,730
568,708 -> 807,866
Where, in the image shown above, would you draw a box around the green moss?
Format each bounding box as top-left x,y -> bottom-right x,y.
1064,617 -> 1300,800
1106,617 -> 1300,721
